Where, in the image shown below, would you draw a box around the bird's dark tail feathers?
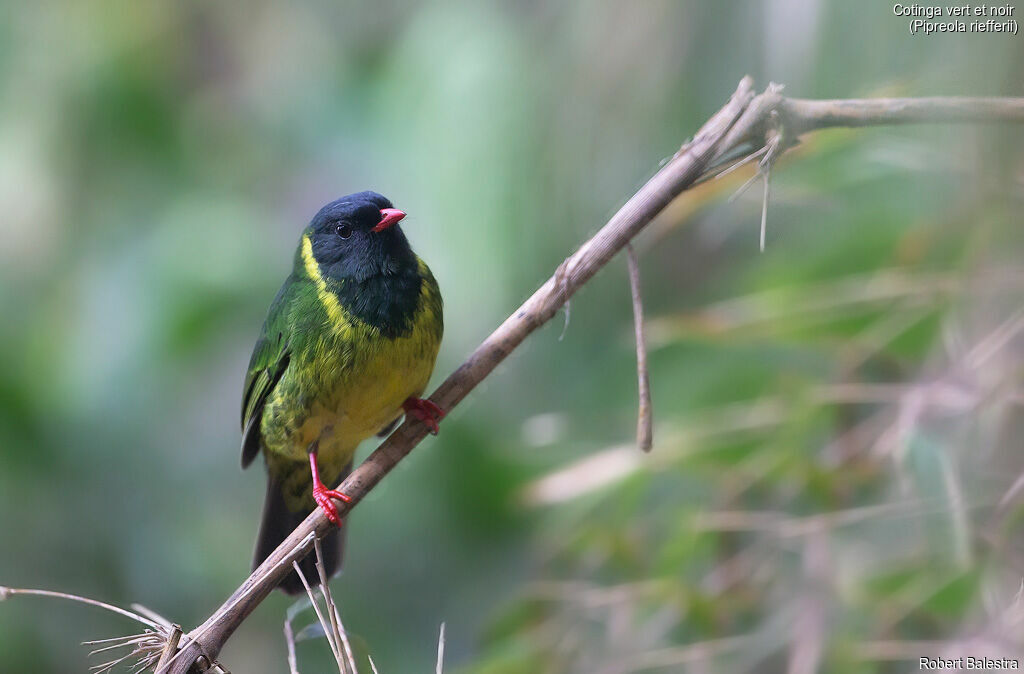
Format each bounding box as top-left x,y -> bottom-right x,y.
253,474 -> 347,595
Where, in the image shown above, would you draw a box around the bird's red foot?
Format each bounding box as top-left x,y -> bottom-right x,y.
403,397 -> 446,435
309,452 -> 351,527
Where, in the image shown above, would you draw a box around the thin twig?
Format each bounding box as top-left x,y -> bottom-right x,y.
87,634 -> 151,657
84,633 -> 153,649
283,616 -> 299,674
759,164 -> 770,252
314,539 -> 347,674
0,586 -> 163,631
436,622 -> 446,674
756,120 -> 780,251
626,244 -> 652,451
331,606 -> 358,674
292,561 -> 343,667
315,538 -> 358,674
712,145 -> 768,180
727,170 -> 762,204
131,604 -> 175,630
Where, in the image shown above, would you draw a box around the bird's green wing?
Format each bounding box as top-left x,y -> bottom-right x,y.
241,281 -> 294,468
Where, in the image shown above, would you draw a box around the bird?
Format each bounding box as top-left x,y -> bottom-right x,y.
241,191 -> 444,594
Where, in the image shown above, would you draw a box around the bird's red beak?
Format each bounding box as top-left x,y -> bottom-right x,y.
372,208 -> 406,232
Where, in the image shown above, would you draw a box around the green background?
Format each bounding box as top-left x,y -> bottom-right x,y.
1,2 -> 1022,672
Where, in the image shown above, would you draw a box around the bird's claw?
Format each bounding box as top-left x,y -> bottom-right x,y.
312,484 -> 351,527
309,451 -> 350,528
403,397 -> 445,435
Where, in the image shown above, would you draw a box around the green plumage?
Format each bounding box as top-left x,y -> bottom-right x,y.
241,192 -> 443,593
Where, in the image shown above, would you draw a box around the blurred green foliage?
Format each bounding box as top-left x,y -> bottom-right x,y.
1,2 -> 1022,673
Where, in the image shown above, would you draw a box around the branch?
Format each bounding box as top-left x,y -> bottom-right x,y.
163,78 -> 1024,674
782,95 -> 1024,134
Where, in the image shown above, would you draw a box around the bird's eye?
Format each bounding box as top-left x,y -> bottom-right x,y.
335,223 -> 352,239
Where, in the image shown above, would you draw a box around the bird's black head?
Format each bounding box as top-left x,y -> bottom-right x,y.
304,191 -> 416,283
300,191 -> 424,337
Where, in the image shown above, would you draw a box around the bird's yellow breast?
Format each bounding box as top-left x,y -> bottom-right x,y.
297,317 -> 439,459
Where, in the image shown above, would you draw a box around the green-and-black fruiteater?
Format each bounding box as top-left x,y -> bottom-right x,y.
241,191 -> 444,594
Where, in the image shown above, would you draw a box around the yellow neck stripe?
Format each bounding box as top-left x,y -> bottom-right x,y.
301,234 -> 352,333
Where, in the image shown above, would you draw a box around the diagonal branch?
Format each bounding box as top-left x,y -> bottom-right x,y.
163,78 -> 1024,674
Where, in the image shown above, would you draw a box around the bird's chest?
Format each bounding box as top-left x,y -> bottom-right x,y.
263,324 -> 436,462
330,333 -> 434,434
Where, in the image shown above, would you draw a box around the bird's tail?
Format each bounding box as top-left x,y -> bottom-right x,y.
253,470 -> 348,595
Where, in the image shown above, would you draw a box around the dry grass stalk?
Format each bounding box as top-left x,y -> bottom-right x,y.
0,584 -> 180,673
436,622 -> 446,674
283,614 -> 300,674
626,244 -> 652,452
286,537 -> 361,674
292,559 -> 344,669
0,585 -> 163,630
314,538 -> 358,674
283,540 -> 450,674
311,541 -> 346,672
